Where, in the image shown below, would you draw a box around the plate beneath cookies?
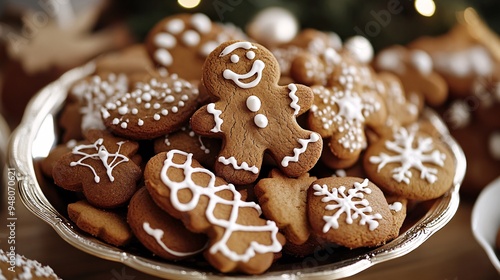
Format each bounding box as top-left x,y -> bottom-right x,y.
9,63 -> 466,279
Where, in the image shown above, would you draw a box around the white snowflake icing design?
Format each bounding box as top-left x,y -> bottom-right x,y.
313,178 -> 382,232
70,138 -> 129,183
369,128 -> 446,184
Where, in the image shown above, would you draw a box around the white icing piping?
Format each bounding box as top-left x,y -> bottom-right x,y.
143,222 -> 207,257
160,150 -> 282,262
207,103 -> 223,133
223,60 -> 265,89
281,133 -> 320,167
218,156 -> 259,174
288,83 -> 300,116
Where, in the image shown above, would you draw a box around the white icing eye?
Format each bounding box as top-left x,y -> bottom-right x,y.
246,51 -> 255,60
231,54 -> 239,63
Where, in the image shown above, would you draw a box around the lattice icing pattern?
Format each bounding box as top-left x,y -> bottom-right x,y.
160,150 -> 282,262
369,127 -> 446,184
313,178 -> 382,232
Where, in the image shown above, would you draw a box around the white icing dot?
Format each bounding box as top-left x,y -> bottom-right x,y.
246,51 -> 255,60
131,108 -> 138,115
182,30 -> 200,46
181,94 -> 189,101
154,32 -> 177,49
344,35 -> 373,64
145,103 -> 151,109
154,114 -> 161,120
153,103 -> 161,109
154,48 -> 173,66
162,109 -> 169,115
165,96 -> 175,103
178,101 -> 185,107
172,106 -> 179,113
191,13 -> 212,34
118,105 -> 128,115
246,95 -> 261,112
254,114 -> 268,128
121,122 -> 127,129
166,19 -> 185,34
231,54 -> 240,63
112,118 -> 120,125
142,93 -> 152,102
411,50 -> 433,76
138,119 -> 144,126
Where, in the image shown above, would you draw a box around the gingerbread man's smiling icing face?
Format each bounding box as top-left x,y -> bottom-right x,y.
192,40 -> 322,185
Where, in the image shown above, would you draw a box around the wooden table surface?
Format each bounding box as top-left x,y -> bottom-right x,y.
0,192 -> 498,280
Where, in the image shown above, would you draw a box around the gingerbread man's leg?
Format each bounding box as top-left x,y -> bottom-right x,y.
214,141 -> 264,185
271,130 -> 323,178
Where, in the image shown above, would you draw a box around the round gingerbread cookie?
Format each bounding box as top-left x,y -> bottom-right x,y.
101,71 -> 199,140
145,13 -> 242,81
127,187 -> 207,260
307,177 -> 396,248
363,126 -> 455,200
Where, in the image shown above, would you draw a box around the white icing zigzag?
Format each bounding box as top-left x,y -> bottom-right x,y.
218,156 -> 259,174
281,133 -> 320,167
288,83 -> 300,116
207,103 -> 223,133
160,150 -> 282,262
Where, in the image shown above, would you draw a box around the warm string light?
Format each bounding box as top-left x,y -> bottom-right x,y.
414,0 -> 436,17
178,0 -> 201,9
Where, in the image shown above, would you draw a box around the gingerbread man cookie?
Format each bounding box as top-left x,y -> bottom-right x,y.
145,13 -> 243,81
144,150 -> 285,274
190,40 -> 323,185
52,130 -> 141,208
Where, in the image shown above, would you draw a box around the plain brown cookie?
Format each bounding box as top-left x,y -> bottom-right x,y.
0,249 -> 60,280
144,150 -> 285,274
363,126 -> 455,200
40,140 -> 80,178
153,124 -> 221,169
52,130 -> 142,208
307,177 -> 396,248
255,169 -> 317,245
127,188 -> 207,260
68,200 -> 133,246
190,40 -> 323,185
101,71 -> 199,140
95,44 -> 154,74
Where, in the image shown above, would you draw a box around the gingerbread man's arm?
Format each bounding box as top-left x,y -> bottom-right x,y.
285,83 -> 314,116
190,103 -> 224,137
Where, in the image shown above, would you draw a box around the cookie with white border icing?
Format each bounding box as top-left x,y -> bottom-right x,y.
363,126 -> 455,200
52,129 -> 141,208
144,150 -> 285,274
101,71 -> 199,140
191,40 -> 323,185
127,187 -> 207,260
307,177 -> 396,248
145,13 -> 243,81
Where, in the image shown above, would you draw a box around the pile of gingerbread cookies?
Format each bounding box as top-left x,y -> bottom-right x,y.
40,12 -> 459,275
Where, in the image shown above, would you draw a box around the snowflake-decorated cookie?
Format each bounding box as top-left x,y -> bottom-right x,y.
375,45 -> 448,109
52,130 -> 141,208
127,188 -> 207,260
153,123 -> 221,169
190,40 -> 323,185
308,84 -> 387,169
101,71 -> 199,140
307,177 -> 396,248
145,13 -> 244,81
363,127 -> 455,200
144,150 -> 285,274
59,72 -> 129,142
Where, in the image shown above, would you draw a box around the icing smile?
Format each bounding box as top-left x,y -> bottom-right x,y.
223,60 -> 265,89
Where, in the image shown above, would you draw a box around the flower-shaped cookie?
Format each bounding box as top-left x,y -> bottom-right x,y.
52,130 -> 141,208
190,40 -> 323,184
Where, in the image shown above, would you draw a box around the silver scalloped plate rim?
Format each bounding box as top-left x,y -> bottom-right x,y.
8,63 -> 466,280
